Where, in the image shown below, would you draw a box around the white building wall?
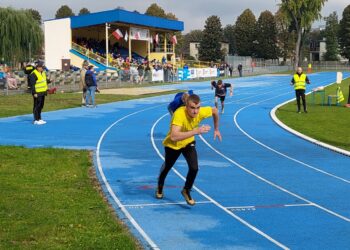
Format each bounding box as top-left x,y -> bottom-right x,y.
189,42 -> 229,60
319,41 -> 327,60
44,18 -> 72,70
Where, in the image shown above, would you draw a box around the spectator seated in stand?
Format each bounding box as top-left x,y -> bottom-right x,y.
5,67 -> 19,89
0,71 -> 6,88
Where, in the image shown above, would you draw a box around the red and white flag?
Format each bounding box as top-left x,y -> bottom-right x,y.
112,29 -> 123,40
154,34 -> 159,44
124,31 -> 128,42
171,35 -> 177,44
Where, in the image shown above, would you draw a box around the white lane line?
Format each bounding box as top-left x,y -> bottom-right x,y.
97,106 -> 162,250
198,90 -> 350,222
270,78 -> 350,157
124,201 -> 212,207
284,203 -> 314,208
199,134 -> 350,223
226,203 -> 313,210
233,86 -> 350,184
151,114 -> 290,250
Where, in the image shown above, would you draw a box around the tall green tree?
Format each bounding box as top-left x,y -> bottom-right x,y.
27,8 -> 41,24
234,9 -> 256,56
255,11 -> 279,59
223,24 -> 236,55
323,12 -> 339,61
198,15 -> 223,61
279,0 -> 327,67
0,7 -> 43,65
55,5 -> 75,19
339,5 -> 350,61
78,8 -> 90,16
275,9 -> 295,62
145,3 -> 167,18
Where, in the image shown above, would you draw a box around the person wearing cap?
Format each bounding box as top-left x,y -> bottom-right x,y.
29,62 -> 50,125
80,60 -> 89,106
24,62 -> 35,92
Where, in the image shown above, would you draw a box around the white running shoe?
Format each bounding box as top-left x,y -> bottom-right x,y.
34,120 -> 45,125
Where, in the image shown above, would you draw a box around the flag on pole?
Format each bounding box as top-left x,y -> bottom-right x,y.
154,34 -> 159,44
171,35 -> 177,44
337,87 -> 344,103
112,29 -> 123,40
124,31 -> 128,42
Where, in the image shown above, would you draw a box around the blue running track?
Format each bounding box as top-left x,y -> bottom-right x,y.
1,72 -> 349,249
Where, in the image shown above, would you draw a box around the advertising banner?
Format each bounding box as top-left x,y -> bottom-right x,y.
130,27 -> 150,41
152,69 -> 164,82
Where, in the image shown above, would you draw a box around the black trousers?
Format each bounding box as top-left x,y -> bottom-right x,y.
295,89 -> 306,111
158,142 -> 198,190
33,95 -> 45,121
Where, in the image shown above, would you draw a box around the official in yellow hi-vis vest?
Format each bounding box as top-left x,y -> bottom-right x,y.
290,67 -> 311,113
29,62 -> 50,125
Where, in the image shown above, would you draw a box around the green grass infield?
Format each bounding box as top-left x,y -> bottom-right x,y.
275,77 -> 350,152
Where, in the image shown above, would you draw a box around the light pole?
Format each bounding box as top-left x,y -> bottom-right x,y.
105,23 -> 110,67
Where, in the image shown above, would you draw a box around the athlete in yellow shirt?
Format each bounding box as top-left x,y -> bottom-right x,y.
156,94 -> 222,205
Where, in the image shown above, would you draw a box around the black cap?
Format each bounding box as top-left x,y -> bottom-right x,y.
36,61 -> 44,67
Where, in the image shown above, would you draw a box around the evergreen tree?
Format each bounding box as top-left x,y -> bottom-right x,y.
55,5 -> 75,19
0,7 -> 43,65
223,24 -> 236,55
79,8 -> 90,16
27,8 -> 41,24
198,15 -> 223,61
255,11 -> 279,59
339,5 -> 350,61
280,0 -> 327,67
234,9 -> 256,56
323,12 -> 339,61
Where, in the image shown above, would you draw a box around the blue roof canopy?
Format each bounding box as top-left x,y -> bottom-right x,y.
70,9 -> 184,31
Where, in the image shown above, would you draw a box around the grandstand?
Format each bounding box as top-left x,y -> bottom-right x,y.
44,9 -> 184,70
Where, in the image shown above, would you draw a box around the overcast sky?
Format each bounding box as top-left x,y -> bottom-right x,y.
1,0 -> 349,32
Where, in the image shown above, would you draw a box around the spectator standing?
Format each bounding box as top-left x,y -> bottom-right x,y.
137,63 -> 144,83
85,65 -> 98,107
24,62 -> 35,91
237,63 -> 243,77
229,65 -> 233,77
80,61 -> 89,106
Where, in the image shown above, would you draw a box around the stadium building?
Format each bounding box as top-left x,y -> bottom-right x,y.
44,9 -> 184,70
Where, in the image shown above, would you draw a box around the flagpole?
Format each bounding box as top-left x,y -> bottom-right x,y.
105,23 -> 110,67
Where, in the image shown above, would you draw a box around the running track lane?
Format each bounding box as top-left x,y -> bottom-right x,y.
0,72 -> 349,249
